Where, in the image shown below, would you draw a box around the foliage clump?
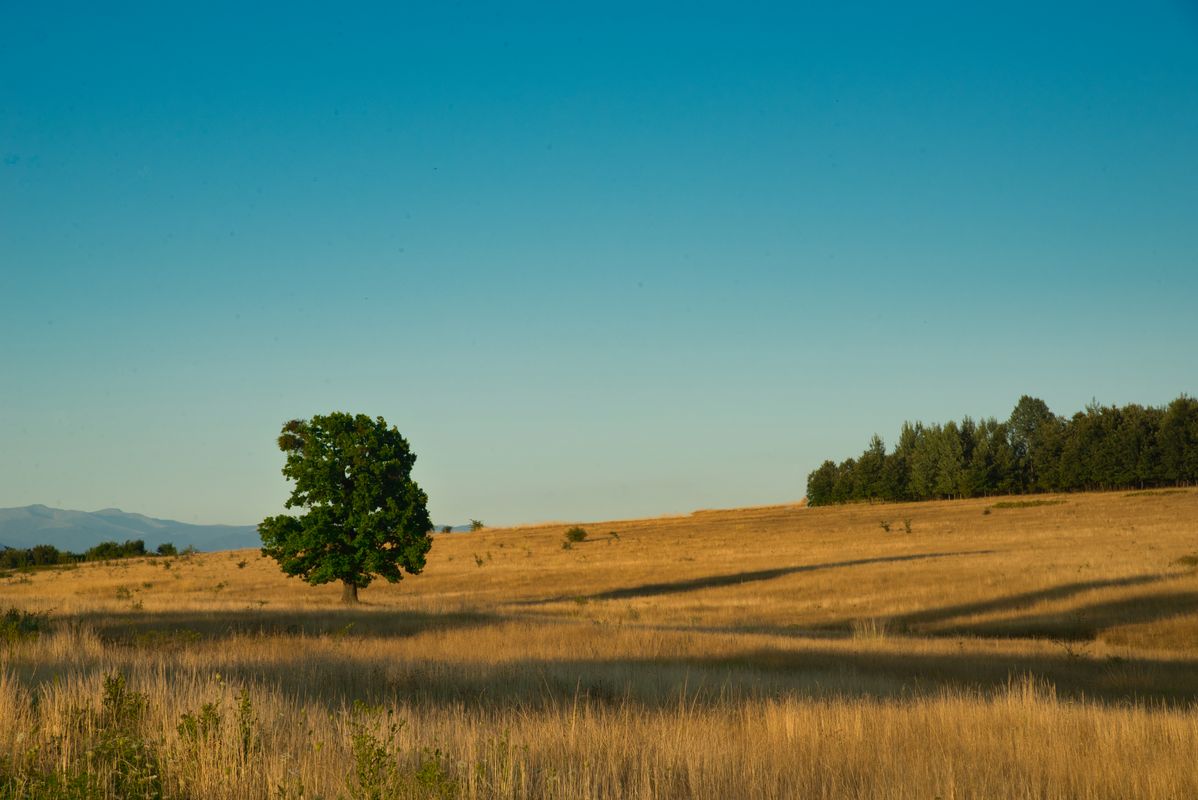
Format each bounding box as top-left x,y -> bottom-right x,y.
0,539 -> 170,572
259,413 -> 433,604
808,394 -> 1198,506
1,673 -> 164,800
347,702 -> 457,800
0,607 -> 49,643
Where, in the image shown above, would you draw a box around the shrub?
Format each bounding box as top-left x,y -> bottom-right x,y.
91,673 -> 164,799
235,689 -> 259,757
177,702 -> 222,743
565,527 -> 588,543
0,607 -> 49,643
346,702 -> 457,800
86,539 -> 147,561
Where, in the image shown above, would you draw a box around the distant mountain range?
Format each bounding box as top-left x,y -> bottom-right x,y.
0,505 -> 261,553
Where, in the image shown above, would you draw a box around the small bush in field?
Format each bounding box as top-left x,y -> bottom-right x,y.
565,527 -> 588,543
347,702 -> 457,800
235,689 -> 259,757
0,607 -> 49,642
178,702 -> 222,743
92,672 -> 163,799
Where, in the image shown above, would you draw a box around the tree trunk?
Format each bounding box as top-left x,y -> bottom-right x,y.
341,581 -> 359,604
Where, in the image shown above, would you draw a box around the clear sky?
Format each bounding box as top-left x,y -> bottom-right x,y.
2,2 -> 1196,527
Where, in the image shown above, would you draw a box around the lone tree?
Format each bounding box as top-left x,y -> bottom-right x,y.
259,412 -> 433,603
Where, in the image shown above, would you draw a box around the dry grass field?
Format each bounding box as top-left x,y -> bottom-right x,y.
3,488 -> 1198,798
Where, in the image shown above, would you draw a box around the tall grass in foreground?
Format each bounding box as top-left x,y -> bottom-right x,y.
2,654 -> 1196,800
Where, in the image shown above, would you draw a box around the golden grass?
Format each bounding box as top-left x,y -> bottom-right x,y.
3,488 -> 1198,798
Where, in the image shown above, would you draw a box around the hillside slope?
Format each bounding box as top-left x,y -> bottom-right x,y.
0,504 -> 259,552
5,489 -> 1198,798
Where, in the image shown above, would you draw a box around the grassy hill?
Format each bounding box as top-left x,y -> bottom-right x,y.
3,488 -> 1198,798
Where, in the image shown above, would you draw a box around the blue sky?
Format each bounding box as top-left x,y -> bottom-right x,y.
2,2 -> 1196,526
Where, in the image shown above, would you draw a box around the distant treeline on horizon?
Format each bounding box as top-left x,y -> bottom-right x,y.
0,539 -> 186,571
807,395 -> 1198,506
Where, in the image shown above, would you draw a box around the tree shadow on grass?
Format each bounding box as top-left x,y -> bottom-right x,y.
18,605 -> 1198,711
83,638 -> 1198,711
812,573 -> 1175,635
70,606 -> 503,644
518,550 -> 995,605
937,590 -> 1198,641
662,644 -> 1198,706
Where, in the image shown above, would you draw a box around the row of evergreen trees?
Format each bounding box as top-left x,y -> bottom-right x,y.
806,395 -> 1198,506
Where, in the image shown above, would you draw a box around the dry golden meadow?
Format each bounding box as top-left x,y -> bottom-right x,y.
3,488 -> 1198,798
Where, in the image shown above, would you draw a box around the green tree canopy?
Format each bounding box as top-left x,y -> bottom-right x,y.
259,413 -> 433,603
806,394 -> 1198,506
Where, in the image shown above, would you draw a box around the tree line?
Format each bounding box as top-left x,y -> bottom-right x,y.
0,539 -> 183,570
806,394 -> 1198,506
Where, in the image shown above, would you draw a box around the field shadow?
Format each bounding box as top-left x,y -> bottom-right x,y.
519,550 -> 995,605
938,590 -> 1198,641
896,573 -> 1169,628
665,644 -> 1198,706
808,572 -> 1198,642
18,606 -> 1198,712
90,640 -> 1198,711
70,606 -> 503,643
